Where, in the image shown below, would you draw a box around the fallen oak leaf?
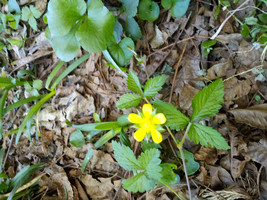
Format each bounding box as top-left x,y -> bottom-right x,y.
228,104 -> 267,129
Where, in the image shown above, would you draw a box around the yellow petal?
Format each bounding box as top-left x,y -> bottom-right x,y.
151,129 -> 162,144
152,113 -> 166,124
134,128 -> 146,142
128,113 -> 143,124
142,104 -> 152,118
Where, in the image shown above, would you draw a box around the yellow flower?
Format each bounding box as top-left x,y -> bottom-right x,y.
128,104 -> 166,144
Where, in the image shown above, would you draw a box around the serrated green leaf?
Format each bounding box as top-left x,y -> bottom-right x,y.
125,17 -> 142,41
70,130 -> 85,148
95,128 -> 121,148
112,141 -> 141,170
138,148 -> 162,180
158,163 -> 178,185
138,0 -> 159,22
75,0 -> 115,53
153,100 -> 189,130
144,76 -> 166,98
120,0 -> 139,17
108,37 -> 134,67
117,93 -> 142,109
122,172 -> 156,193
47,0 -> 86,36
82,148 -> 94,173
178,150 -> 199,175
120,129 -> 131,148
191,78 -> 224,121
51,28 -> 80,62
188,123 -> 230,150
127,71 -> 143,95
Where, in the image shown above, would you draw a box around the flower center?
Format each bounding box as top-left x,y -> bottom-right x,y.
142,118 -> 154,131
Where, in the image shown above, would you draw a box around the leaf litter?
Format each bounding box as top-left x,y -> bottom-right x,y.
1,0 -> 267,199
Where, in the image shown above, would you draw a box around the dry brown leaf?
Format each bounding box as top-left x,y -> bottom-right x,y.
179,84 -> 199,112
206,59 -> 233,80
150,25 -> 168,49
229,104 -> 267,129
247,139 -> 267,167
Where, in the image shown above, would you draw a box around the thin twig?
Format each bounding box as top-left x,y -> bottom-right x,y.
168,41 -> 188,104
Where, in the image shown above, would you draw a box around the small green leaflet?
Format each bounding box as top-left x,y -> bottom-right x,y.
188,123 -> 230,150
82,148 -> 94,173
69,130 -> 85,148
107,37 -> 134,67
138,0 -> 160,22
120,0 -> 139,17
21,5 -> 41,31
116,93 -> 142,109
125,17 -> 142,41
127,71 -> 143,95
192,78 -> 224,121
153,100 -> 189,130
144,76 -> 166,98
112,141 -> 141,170
161,0 -> 190,18
122,172 -> 156,193
138,148 -> 162,180
178,150 -> 199,175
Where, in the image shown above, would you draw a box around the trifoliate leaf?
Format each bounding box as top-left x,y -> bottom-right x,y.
122,172 -> 156,193
138,148 -> 162,180
178,150 -> 199,175
158,163 -> 178,186
108,37 -> 134,67
76,0 -> 115,53
138,0 -> 159,22
191,78 -> 224,121
116,93 -> 142,109
153,100 -> 189,130
125,17 -> 142,41
47,0 -> 86,36
188,123 -> 230,150
127,71 -> 143,95
69,130 -> 85,148
120,0 -> 139,17
112,141 -> 141,170
144,76 -> 166,98
51,28 -> 80,62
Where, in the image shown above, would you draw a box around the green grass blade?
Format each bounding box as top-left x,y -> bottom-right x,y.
15,90 -> 56,144
45,61 -> 64,89
51,54 -> 89,89
3,94 -> 46,115
0,87 -> 12,139
94,128 -> 121,148
0,149 -> 5,175
82,148 -> 94,173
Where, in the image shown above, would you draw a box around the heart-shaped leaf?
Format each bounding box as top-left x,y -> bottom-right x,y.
108,37 -> 134,67
138,0 -> 159,22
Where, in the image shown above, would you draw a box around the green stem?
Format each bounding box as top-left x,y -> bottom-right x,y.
177,122 -> 192,148
144,97 -> 150,104
166,126 -> 179,145
159,180 -> 183,200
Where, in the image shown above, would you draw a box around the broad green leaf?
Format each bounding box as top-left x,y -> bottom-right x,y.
258,14 -> 267,23
73,122 -> 115,132
8,0 -> 20,13
47,0 -> 86,36
113,19 -> 123,42
178,150 -> 199,175
112,141 -> 141,170
82,148 -> 94,173
120,0 -> 139,17
51,28 -> 80,62
120,129 -> 131,148
108,37 -> 134,67
245,16 -> 258,25
158,163 -> 178,185
95,128 -> 121,148
138,0 -> 159,22
117,114 -> 130,127
161,0 -> 172,9
166,0 -> 190,18
95,122 -> 119,130
144,76 -> 166,98
69,130 -> 85,148
191,78 -> 224,121
241,24 -> 250,38
125,17 -> 142,41
122,172 -> 156,193
188,123 -> 230,150
138,148 -> 162,180
116,93 -> 142,109
153,100 -> 189,130
127,71 -> 143,95
75,0 -> 115,53
201,40 -> 216,48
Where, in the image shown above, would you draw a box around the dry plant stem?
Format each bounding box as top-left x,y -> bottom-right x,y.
168,41 -> 188,104
3,134 -> 14,169
210,0 -> 250,40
